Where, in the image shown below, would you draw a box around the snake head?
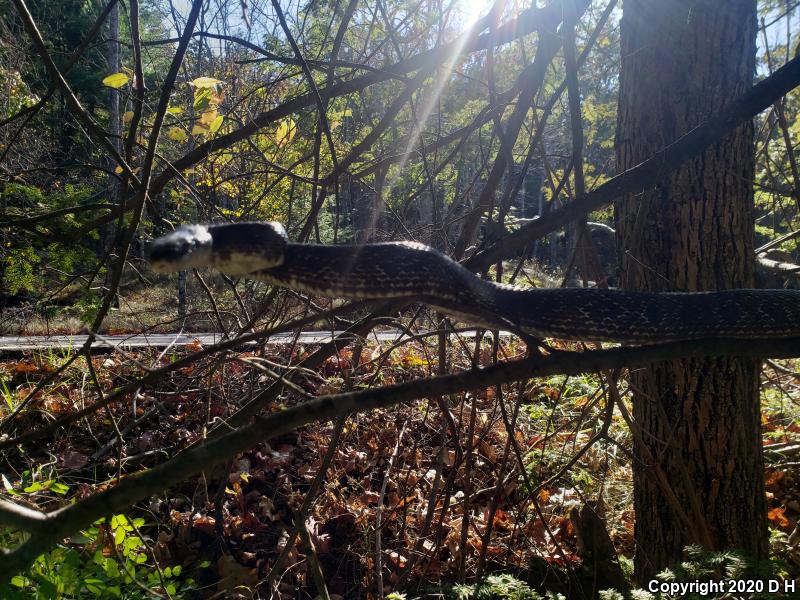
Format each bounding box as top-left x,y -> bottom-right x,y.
148,225 -> 214,273
149,222 -> 288,276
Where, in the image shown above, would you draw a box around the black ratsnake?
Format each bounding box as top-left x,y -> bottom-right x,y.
148,222 -> 800,343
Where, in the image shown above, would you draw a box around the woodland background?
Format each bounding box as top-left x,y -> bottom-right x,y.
0,0 -> 799,598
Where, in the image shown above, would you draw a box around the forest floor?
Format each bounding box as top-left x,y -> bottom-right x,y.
0,333 -> 798,598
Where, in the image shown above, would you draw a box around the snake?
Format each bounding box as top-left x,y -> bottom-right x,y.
148,222 -> 800,343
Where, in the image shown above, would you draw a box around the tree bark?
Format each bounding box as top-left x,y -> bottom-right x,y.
103,0 -> 121,258
614,0 -> 767,583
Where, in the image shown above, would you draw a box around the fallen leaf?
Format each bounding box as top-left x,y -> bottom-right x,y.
768,506 -> 789,528
59,451 -> 89,470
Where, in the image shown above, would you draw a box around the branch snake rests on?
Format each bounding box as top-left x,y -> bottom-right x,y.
149,222 -> 800,343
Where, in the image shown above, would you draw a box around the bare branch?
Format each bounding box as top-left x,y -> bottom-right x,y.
451,1 -> 587,258
0,499 -> 50,535
465,54 -> 800,271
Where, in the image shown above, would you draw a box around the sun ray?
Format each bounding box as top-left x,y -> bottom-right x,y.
361,1 -> 502,241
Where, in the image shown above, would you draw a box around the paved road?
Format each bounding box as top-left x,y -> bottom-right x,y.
0,330 -> 510,352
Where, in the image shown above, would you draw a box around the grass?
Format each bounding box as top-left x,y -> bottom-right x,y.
2,276 -> 257,336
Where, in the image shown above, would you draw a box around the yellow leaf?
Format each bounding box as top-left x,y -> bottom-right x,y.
122,111 -> 134,123
209,115 -> 224,133
166,106 -> 183,114
276,118 -> 296,147
114,166 -> 123,174
102,72 -> 129,88
199,108 -> 218,125
167,127 -> 188,142
191,123 -> 208,136
190,76 -> 223,89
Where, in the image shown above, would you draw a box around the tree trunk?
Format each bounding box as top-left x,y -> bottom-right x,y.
614,0 -> 767,583
103,0 -> 121,306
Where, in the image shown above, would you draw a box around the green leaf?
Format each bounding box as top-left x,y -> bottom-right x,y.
167,106 -> 183,114
23,482 -> 42,493
193,88 -> 213,111
172,565 -> 182,576
1,378 -> 13,410
71,532 -> 92,544
50,482 -> 69,495
103,557 -> 120,578
102,73 -> 129,88
114,527 -> 125,546
166,583 -> 177,596
38,579 -> 57,598
209,115 -> 224,133
85,577 -> 105,595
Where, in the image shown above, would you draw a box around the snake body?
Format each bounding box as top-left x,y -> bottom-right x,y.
149,222 -> 800,343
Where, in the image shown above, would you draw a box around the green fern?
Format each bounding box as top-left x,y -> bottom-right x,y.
451,574 -> 551,600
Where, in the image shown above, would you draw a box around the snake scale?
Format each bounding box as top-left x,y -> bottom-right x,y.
148,222 -> 800,343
